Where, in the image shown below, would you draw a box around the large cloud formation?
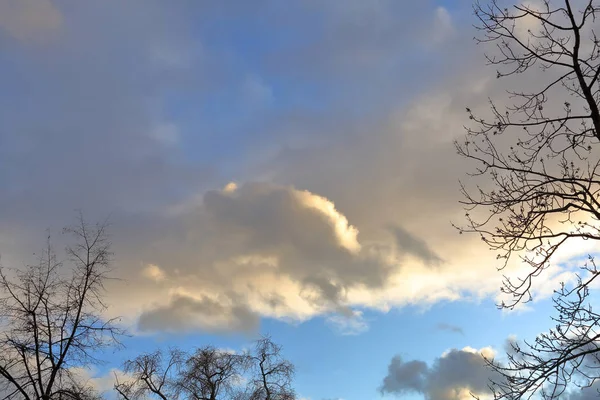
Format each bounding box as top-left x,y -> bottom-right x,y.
0,0 -> 581,335
123,182 -> 406,332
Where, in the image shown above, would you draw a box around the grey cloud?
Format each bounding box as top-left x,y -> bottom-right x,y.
436,323 -> 464,335
302,276 -> 350,314
199,182 -> 393,289
381,356 -> 428,395
381,349 -> 501,400
390,226 -> 443,266
429,349 -> 496,397
202,183 -> 349,262
138,293 -> 260,334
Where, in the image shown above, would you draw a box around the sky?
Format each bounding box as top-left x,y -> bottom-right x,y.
0,1 -> 597,400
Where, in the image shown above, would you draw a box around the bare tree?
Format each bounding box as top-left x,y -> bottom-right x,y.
246,337 -> 295,400
176,347 -> 247,400
115,349 -> 183,400
0,215 -> 122,400
456,0 -> 600,398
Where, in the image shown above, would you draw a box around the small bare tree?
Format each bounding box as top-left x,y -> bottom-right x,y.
246,337 -> 295,400
456,0 -> 600,398
0,215 -> 122,400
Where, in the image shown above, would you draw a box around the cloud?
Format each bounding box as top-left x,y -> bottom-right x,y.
138,293 -> 260,334
436,323 -> 464,336
69,366 -> 131,400
0,0 -> 62,42
142,263 -> 167,282
150,123 -> 180,147
197,182 -> 384,287
381,347 -> 499,400
389,226 -> 443,266
199,182 -> 363,259
120,172 -> 529,333
431,7 -> 455,45
381,356 -> 428,395
325,310 -> 369,336
122,182 -> 399,332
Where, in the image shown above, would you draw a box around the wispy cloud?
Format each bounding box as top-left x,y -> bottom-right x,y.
436,323 -> 464,335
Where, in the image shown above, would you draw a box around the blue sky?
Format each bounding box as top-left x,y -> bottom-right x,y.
0,1 -> 591,399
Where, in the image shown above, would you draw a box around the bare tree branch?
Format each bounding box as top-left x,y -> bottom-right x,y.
0,215 -> 123,400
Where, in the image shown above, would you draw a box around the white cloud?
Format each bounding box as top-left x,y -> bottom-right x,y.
326,310 -> 369,336
142,263 -> 167,282
69,366 -> 129,400
223,181 -> 238,193
293,189 -> 361,254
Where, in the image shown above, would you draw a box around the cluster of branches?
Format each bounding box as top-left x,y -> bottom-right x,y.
457,0 -> 600,308
486,257 -> 600,399
456,0 -> 600,398
114,336 -> 295,400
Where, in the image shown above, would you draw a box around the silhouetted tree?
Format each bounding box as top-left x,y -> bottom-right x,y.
176,347 -> 247,400
457,0 -> 600,398
246,337 -> 295,400
0,215 -> 122,400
